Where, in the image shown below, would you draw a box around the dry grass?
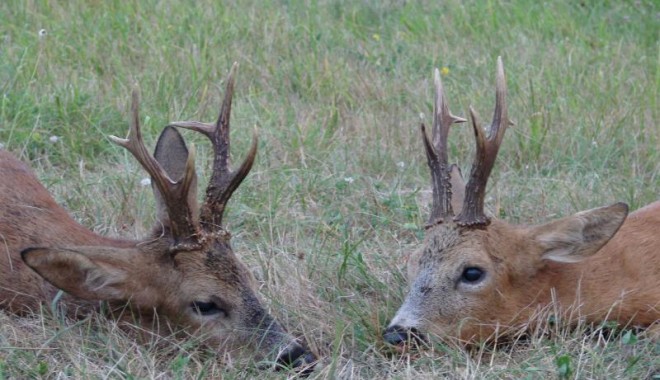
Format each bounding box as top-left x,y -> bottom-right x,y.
1,0 -> 659,378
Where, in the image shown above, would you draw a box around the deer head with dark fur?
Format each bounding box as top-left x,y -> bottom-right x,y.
0,64 -> 315,370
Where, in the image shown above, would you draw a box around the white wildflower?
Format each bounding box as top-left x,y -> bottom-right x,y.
397,161 -> 405,169
49,135 -> 59,143
140,177 -> 152,187
344,177 -> 354,184
591,140 -> 598,147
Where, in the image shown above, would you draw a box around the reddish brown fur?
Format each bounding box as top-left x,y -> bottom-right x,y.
386,59 -> 660,344
532,202 -> 660,326
474,203 -> 659,338
0,121 -> 312,369
0,150 -> 132,313
394,200 -> 660,343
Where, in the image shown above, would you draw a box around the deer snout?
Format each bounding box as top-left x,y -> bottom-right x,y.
255,319 -> 316,373
275,342 -> 317,373
383,325 -> 427,346
385,298 -> 426,346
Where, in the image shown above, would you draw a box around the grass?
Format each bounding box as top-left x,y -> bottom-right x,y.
1,0 -> 658,378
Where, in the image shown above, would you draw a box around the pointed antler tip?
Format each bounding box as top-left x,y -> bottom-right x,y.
130,88 -> 141,118
493,57 -> 508,123
168,121 -> 215,136
187,143 -> 196,160
184,143 -> 197,178
108,135 -> 127,146
434,69 -> 444,93
468,105 -> 478,118
228,62 -> 239,78
247,130 -> 259,157
496,57 -> 506,84
468,106 -> 484,134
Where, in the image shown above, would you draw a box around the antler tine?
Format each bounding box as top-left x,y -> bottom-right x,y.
110,89 -> 200,248
168,62 -> 258,230
422,68 -> 466,226
455,56 -> 510,226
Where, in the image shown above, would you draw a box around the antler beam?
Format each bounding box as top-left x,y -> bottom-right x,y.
110,90 -> 200,249
422,68 -> 466,226
168,63 -> 258,231
454,56 -> 510,226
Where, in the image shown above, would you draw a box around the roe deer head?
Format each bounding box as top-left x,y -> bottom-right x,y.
384,57 -> 660,345
0,64 -> 315,369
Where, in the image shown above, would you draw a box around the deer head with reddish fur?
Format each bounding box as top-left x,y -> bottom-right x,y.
384,57 -> 660,345
0,64 -> 315,370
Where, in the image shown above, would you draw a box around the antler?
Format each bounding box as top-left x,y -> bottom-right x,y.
168,63 -> 258,231
454,56 -> 510,226
110,90 -> 200,249
421,68 -> 466,226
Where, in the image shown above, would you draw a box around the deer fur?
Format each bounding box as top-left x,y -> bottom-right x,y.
393,200 -> 660,342
0,66 -> 314,369
0,149 -> 135,313
385,58 -> 660,344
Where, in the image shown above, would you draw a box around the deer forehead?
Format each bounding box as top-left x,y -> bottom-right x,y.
419,225 -> 488,267
171,249 -> 254,292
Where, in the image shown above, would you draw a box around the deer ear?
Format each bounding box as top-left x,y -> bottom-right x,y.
21,246 -> 135,301
152,126 -> 199,230
531,203 -> 628,263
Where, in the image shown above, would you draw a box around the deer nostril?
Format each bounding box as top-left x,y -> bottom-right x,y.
383,325 -> 427,346
275,344 -> 317,374
383,325 -> 407,345
277,344 -> 305,366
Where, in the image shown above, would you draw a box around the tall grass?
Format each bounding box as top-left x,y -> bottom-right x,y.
1,0 -> 658,378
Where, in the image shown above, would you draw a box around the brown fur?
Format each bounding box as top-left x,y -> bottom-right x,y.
0,150 -> 131,313
0,148 -> 305,363
395,192 -> 660,343
388,59 -> 659,344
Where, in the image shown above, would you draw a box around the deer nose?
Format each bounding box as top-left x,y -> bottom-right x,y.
276,343 -> 317,373
383,325 -> 427,346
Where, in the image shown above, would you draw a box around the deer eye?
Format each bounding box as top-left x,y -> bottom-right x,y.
461,267 -> 484,283
191,301 -> 227,317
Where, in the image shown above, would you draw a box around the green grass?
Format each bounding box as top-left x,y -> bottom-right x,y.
1,0 -> 658,378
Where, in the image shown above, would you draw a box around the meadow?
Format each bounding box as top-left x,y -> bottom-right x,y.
0,0 -> 658,378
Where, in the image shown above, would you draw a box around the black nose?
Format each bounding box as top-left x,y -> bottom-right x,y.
276,344 -> 317,374
383,325 -> 426,346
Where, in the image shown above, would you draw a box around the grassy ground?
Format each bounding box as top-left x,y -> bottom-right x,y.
1,0 -> 658,378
